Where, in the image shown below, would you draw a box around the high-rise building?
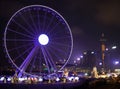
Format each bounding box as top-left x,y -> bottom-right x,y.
100,33 -> 106,72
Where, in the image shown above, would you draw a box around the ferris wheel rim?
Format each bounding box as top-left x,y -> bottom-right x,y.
4,5 -> 73,76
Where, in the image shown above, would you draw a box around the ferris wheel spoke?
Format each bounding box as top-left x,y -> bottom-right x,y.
44,47 -> 57,71
47,47 -> 61,60
47,21 -> 60,34
48,45 -> 68,57
42,48 -> 54,73
52,35 -> 71,40
44,48 -> 56,71
8,28 -> 34,39
48,44 -> 68,57
50,28 -> 69,37
42,11 -> 47,32
45,15 -> 54,33
47,46 -> 66,63
28,11 -> 38,34
19,14 -> 36,35
51,41 -> 71,48
12,19 -> 35,36
29,56 -> 36,73
8,43 -> 33,52
41,47 -> 51,74
14,46 -> 33,62
6,38 -> 34,42
38,55 -> 42,74
37,10 -> 42,32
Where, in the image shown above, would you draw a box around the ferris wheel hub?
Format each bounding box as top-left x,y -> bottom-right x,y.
38,34 -> 49,45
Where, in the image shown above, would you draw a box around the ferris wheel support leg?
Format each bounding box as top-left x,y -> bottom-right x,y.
45,48 -> 57,72
18,46 -> 39,77
43,48 -> 56,73
41,47 -> 51,74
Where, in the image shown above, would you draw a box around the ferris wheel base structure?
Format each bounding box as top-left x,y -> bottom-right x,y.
4,5 -> 73,77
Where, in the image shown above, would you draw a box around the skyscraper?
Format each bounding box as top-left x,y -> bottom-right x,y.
100,33 -> 106,73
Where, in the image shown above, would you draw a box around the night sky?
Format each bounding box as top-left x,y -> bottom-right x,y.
0,0 -> 120,68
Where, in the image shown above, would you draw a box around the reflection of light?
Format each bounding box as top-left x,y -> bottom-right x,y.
38,34 -> 49,45
112,46 -> 117,49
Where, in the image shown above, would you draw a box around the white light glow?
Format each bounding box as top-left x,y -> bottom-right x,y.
112,46 -> 117,49
77,58 -> 80,61
84,73 -> 88,76
7,77 -> 12,81
18,77 -> 25,82
114,61 -> 119,65
74,77 -> 79,81
0,77 -> 4,81
38,77 -> 43,82
91,51 -> 94,54
38,34 -> 49,45
56,77 -> 60,82
80,55 -> 83,58
106,48 -> 109,51
99,62 -> 102,65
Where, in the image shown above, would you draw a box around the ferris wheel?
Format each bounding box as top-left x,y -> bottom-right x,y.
4,5 -> 73,77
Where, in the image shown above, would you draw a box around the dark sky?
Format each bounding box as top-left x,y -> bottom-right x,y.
0,0 -> 120,67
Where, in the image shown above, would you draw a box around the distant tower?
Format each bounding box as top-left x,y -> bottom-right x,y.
100,33 -> 106,73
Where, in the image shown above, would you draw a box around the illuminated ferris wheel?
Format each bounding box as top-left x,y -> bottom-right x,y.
4,5 -> 73,77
